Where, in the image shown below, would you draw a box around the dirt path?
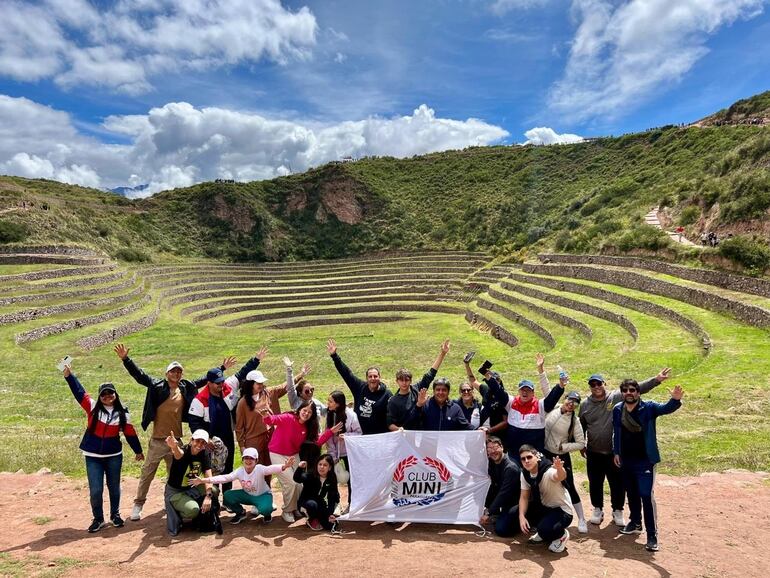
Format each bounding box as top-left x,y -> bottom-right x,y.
645,207 -> 699,247
1,470 -> 768,577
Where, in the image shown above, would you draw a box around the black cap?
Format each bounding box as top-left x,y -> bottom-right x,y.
98,383 -> 116,395
206,368 -> 225,384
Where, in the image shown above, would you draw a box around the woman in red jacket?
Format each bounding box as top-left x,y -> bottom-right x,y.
263,400 -> 341,523
63,363 -> 144,533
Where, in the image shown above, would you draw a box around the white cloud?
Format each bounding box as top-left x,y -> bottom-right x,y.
523,127 -> 584,145
549,0 -> 765,122
0,0 -> 317,93
0,95 -> 509,195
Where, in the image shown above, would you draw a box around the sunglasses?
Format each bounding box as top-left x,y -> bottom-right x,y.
460,389 -> 472,393
99,391 -> 116,397
620,388 -> 638,393
589,382 -> 604,388
520,455 -> 536,462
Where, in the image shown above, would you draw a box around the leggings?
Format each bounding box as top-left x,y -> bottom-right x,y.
340,455 -> 352,505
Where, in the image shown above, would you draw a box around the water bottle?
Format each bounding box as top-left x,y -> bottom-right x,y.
557,365 -> 569,382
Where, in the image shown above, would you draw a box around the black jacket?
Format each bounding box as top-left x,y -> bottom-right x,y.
486,455 -> 521,516
386,367 -> 437,429
330,352 -> 392,435
294,468 -> 340,512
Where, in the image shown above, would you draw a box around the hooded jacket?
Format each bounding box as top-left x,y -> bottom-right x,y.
330,352 -> 392,435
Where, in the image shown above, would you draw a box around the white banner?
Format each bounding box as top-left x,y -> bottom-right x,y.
338,430 -> 490,526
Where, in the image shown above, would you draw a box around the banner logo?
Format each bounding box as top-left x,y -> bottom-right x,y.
390,455 -> 454,506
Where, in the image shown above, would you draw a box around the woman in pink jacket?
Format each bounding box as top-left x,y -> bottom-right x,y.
263,399 -> 342,523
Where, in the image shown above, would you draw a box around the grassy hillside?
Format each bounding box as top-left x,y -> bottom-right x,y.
1,95 -> 769,269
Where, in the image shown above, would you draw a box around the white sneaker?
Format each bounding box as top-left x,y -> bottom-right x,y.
130,504 -> 142,521
578,520 -> 588,534
250,506 -> 259,516
281,511 -> 295,523
589,507 -> 604,525
612,509 -> 626,527
548,530 -> 570,553
528,532 -> 543,544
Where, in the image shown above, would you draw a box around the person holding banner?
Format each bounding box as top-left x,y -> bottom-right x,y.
481,436 -> 522,536
327,338 -> 392,434
386,339 -> 451,430
415,378 -> 473,431
518,446 -> 573,553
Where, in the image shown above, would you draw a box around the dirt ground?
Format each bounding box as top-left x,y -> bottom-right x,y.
1,470 -> 769,578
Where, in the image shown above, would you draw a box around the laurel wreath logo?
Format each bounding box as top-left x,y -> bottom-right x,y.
390,454 -> 453,507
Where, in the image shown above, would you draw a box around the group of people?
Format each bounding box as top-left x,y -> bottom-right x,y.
63,339 -> 683,555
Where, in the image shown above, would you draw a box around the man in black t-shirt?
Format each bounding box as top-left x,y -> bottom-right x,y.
164,429 -> 218,536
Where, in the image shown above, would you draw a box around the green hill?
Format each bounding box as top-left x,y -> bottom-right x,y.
1,93 -> 769,269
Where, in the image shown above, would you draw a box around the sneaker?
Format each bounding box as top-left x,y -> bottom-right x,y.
250,506 -> 259,516
87,519 -> 107,533
111,515 -> 125,528
263,514 -> 273,524
548,530 -> 569,553
527,532 -> 543,544
130,504 -> 142,521
645,538 -> 659,552
306,518 -> 323,531
293,509 -> 306,520
577,520 -> 588,534
230,511 -> 247,525
619,522 -> 643,535
612,509 -> 626,527
281,511 -> 295,523
589,507 -> 604,525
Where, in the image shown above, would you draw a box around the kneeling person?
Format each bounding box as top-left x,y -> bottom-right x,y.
518,445 -> 573,553
481,436 -> 522,536
194,448 -> 295,525
164,429 -> 221,536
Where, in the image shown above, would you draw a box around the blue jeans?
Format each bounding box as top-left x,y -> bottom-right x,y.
85,454 -> 123,521
621,458 -> 657,541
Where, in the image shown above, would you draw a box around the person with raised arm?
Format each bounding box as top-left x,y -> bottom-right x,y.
62,362 -> 143,532
192,448 -> 295,525
484,353 -> 566,460
463,360 -> 508,441
386,339 -> 450,431
114,343 -> 242,521
293,454 -> 341,532
325,390 -> 362,512
579,368 -> 670,528
614,380 -> 684,552
164,429 -> 221,536
518,446 -> 573,553
326,338 -> 392,434
262,397 -> 343,523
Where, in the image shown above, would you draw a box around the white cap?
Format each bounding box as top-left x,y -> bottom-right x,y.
166,361 -> 183,373
242,447 -> 258,460
246,370 -> 267,383
191,429 -> 209,443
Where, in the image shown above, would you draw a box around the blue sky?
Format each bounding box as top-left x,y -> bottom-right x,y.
0,0 -> 768,195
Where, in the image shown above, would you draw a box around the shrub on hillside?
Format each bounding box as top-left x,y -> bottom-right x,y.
0,220 -> 28,243
612,224 -> 671,253
113,247 -> 150,262
679,206 -> 700,226
718,235 -> 770,274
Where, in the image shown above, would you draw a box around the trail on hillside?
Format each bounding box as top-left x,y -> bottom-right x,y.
645,206 -> 699,247
1,470 -> 768,577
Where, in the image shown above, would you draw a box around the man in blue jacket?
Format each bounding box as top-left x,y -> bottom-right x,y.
415,377 -> 472,431
613,379 -> 684,552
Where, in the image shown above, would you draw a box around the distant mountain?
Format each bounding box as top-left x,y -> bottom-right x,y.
109,184 -> 149,197
693,90 -> 770,126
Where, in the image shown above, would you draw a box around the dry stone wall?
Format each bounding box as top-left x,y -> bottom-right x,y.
464,310 -> 519,348
0,272 -> 137,306
476,297 -> 555,348
0,265 -> 116,284
76,306 -> 160,351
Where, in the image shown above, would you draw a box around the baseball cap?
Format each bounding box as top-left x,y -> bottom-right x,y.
566,391 -> 582,403
588,373 -> 605,384
191,429 -> 210,443
98,383 -> 116,395
206,368 -> 225,384
242,447 -> 259,460
518,379 -> 535,390
166,361 -> 183,373
245,370 -> 267,383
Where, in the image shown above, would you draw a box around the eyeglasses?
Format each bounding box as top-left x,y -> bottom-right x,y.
589,382 -> 604,388
620,388 -> 638,393
460,389 -> 472,393
520,455 -> 536,462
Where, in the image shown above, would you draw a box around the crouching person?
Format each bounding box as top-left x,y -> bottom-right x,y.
194,448 -> 295,525
294,454 -> 340,531
518,445 -> 573,553
164,429 -> 221,536
481,436 -> 522,537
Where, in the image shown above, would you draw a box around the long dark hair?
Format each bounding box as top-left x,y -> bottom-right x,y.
326,390 -> 347,433
312,453 -> 338,486
295,399 -> 319,442
241,379 -> 256,411
88,386 -> 127,434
